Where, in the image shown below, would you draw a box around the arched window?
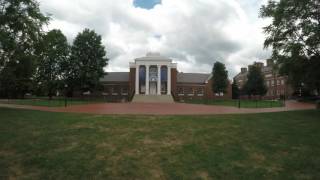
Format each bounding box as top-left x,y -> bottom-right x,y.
139,66 -> 146,83
139,66 -> 146,94
161,66 -> 167,82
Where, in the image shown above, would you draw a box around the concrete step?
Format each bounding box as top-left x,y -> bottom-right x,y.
132,95 -> 174,103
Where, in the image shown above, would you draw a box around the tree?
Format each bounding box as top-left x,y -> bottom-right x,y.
211,61 -> 228,95
260,0 -> 320,95
243,66 -> 267,97
69,29 -> 108,93
0,0 -> 49,98
36,29 -> 70,99
232,79 -> 239,99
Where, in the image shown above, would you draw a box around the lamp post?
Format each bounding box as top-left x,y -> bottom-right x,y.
64,84 -> 68,107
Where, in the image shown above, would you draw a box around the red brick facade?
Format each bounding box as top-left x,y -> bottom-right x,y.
102,67 -> 232,102
171,68 -> 177,95
174,80 -> 232,101
234,60 -> 293,99
129,68 -> 136,96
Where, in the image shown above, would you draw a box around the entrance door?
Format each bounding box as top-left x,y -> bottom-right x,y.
149,82 -> 157,95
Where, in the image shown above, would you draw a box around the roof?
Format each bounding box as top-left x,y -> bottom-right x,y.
234,71 -> 248,79
234,65 -> 273,80
177,73 -> 211,84
135,52 -> 172,62
100,71 -> 212,84
100,72 -> 129,82
261,66 -> 273,73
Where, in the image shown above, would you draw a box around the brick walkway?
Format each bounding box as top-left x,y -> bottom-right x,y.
0,100 -> 315,115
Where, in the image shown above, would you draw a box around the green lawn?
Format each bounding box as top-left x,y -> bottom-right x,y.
0,109 -> 320,179
184,99 -> 284,108
0,98 -> 104,107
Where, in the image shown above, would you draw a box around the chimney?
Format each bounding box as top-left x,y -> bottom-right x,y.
241,67 -> 247,73
254,62 -> 264,68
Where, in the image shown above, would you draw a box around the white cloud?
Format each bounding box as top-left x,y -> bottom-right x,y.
39,0 -> 271,78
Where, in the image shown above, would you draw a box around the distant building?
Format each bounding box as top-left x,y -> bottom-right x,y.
234,59 -> 293,99
100,53 -> 232,102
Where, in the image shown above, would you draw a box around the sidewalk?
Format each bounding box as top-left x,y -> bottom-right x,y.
0,100 -> 316,115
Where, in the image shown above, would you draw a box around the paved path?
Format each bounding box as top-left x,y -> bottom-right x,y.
0,100 -> 316,115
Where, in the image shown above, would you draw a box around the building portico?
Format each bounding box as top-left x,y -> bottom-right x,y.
130,52 -> 177,96
100,52 -> 232,103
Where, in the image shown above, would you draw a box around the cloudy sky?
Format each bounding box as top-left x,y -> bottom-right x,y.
39,0 -> 271,77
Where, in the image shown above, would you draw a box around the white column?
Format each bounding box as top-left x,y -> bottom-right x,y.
146,65 -> 149,95
157,65 -> 161,95
135,65 -> 139,94
167,66 -> 171,95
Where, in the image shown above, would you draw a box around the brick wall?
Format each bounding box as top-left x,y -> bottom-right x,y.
129,68 -> 136,96
263,76 -> 293,99
175,80 -> 232,101
205,79 -> 232,100
234,61 -> 294,99
171,68 -> 177,94
101,82 -> 130,102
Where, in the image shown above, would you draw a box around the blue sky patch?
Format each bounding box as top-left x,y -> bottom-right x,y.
133,0 -> 161,9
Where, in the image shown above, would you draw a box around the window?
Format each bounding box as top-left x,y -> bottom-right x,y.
196,87 -> 204,96
186,87 -> 194,96
177,87 -> 184,96
121,87 -> 128,95
265,74 -> 272,78
266,81 -> 270,87
112,87 -> 119,95
281,79 -> 284,85
277,80 -> 280,85
271,80 -> 275,86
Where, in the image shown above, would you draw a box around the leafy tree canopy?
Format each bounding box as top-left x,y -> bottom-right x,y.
260,0 -> 319,58
211,61 -> 228,94
243,65 -> 267,96
260,0 -> 320,94
232,79 -> 240,99
70,28 -> 108,92
0,0 -> 49,98
36,29 -> 70,98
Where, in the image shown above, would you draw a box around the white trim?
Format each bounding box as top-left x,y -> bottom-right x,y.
167,66 -> 171,95
135,65 -> 139,94
131,53 -> 177,96
146,65 -> 149,95
157,65 -> 161,95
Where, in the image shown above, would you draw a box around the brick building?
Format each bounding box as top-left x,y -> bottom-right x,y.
234,59 -> 293,99
100,53 -> 232,102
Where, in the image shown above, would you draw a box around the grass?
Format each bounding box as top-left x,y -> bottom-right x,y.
0,108 -> 320,179
0,98 -> 105,107
184,99 -> 284,108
